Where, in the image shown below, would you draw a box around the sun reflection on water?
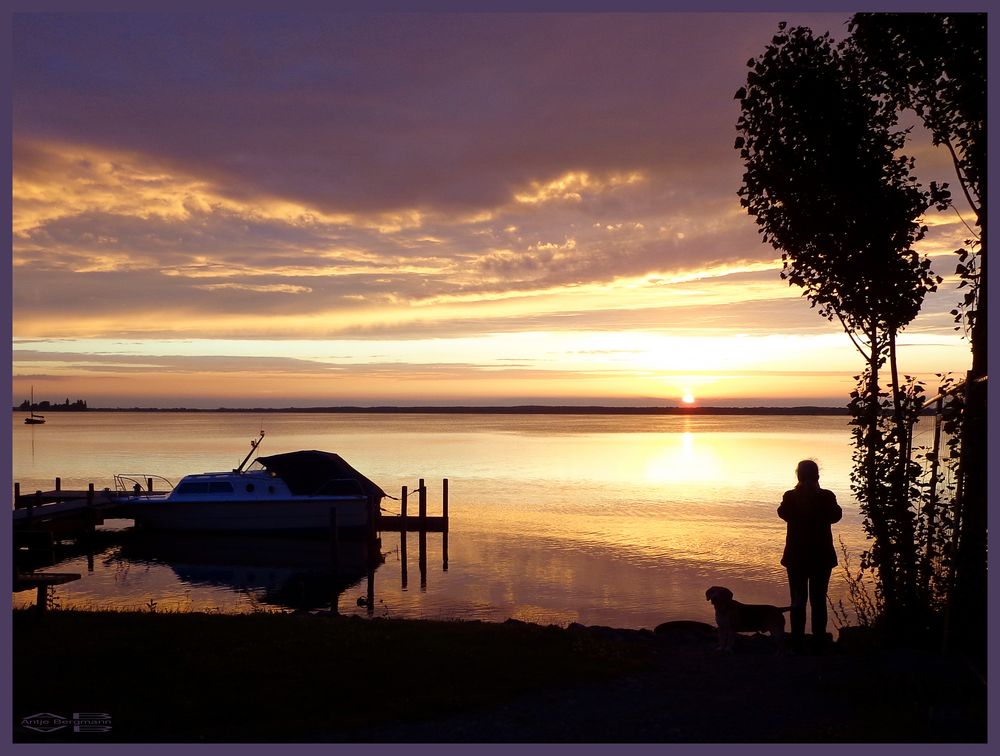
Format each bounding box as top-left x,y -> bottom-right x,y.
14,412 -> 870,629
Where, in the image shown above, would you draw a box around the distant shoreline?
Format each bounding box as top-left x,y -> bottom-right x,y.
16,404 -> 853,416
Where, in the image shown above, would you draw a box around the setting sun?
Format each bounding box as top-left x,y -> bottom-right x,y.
682,390 -> 696,405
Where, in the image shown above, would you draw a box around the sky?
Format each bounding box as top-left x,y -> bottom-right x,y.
10,9 -> 978,408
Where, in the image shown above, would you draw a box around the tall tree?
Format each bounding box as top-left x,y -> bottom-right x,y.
849,13 -> 987,658
735,24 -> 940,625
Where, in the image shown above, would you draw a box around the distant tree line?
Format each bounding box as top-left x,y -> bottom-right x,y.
16,398 -> 89,411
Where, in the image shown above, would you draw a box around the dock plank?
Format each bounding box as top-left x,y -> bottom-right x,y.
377,515 -> 448,532
13,572 -> 83,593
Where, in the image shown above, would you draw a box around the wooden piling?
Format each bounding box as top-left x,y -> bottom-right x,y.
442,478 -> 449,532
400,485 -> 408,534
14,482 -> 20,506
147,477 -> 154,492
442,478 -> 449,571
419,530 -> 427,590
14,572 -> 81,616
375,476 -> 448,533
55,477 -> 61,492
400,530 -> 408,589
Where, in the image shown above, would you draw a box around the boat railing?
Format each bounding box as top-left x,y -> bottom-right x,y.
114,474 -> 175,497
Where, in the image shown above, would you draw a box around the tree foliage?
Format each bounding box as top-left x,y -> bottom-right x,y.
849,13 -> 985,217
849,12 -> 987,661
735,25 -> 939,342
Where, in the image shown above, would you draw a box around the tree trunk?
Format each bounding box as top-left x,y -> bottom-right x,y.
950,205 -> 986,665
887,330 -> 917,615
863,330 -> 896,614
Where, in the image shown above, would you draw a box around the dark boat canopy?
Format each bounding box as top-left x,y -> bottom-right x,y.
256,451 -> 386,501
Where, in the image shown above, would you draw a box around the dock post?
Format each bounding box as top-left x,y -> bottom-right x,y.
442,478 -> 449,531
418,478 -> 427,523
36,584 -> 49,615
418,478 -> 428,588
86,483 -> 99,539
419,530 -> 427,590
400,485 -> 408,533
14,482 -> 20,507
147,477 -> 154,492
55,477 -> 61,492
400,530 -> 409,589
442,478 -> 449,571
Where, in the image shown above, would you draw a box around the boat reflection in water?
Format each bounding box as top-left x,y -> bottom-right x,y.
116,531 -> 383,613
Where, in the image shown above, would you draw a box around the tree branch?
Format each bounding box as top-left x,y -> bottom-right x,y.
943,137 -> 981,221
837,311 -> 871,359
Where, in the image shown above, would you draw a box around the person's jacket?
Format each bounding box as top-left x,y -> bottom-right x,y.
777,485 -> 843,571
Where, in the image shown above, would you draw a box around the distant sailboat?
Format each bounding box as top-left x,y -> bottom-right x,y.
24,386 -> 45,425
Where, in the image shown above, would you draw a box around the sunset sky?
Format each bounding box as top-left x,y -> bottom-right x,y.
10,9 -> 977,408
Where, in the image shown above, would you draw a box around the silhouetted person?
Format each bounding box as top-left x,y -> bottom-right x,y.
778,459 -> 842,653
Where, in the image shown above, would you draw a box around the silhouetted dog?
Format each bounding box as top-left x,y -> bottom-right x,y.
705,586 -> 790,653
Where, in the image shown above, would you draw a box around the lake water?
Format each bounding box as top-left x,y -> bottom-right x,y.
12,411 -> 906,631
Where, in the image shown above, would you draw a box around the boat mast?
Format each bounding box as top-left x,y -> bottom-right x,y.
236,430 -> 266,473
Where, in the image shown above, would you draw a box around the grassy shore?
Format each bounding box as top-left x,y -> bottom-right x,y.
12,608 -> 987,743
13,609 -> 643,742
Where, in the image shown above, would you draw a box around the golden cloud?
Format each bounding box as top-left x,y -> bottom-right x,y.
513,170 -> 645,205
13,138 -> 430,237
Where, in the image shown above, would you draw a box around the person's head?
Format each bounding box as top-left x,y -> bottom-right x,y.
796,459 -> 820,487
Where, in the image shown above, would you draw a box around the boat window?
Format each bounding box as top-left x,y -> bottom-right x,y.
175,482 -> 210,495
245,483 -> 255,493
174,481 -> 235,495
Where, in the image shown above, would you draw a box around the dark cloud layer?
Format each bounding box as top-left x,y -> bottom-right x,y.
14,12 -> 845,216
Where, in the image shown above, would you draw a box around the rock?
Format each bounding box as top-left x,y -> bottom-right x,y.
653,620 -> 717,644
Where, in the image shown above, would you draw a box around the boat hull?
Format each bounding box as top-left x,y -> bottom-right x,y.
122,496 -> 372,533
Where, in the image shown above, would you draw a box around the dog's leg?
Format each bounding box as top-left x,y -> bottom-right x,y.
721,627 -> 735,653
772,624 -> 785,655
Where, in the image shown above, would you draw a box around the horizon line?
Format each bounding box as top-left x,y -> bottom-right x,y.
14,403 -> 854,416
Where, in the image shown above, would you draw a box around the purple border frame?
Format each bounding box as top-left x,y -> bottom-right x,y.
3,1 -> 993,754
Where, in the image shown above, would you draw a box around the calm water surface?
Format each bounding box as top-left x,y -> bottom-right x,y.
12,412 -> 902,630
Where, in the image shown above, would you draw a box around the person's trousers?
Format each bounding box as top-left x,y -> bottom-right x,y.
786,566 -> 833,638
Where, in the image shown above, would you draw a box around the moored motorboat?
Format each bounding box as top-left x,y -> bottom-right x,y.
117,433 -> 386,533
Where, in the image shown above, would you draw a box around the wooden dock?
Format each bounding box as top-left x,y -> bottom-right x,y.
13,572 -> 82,614
12,481 -> 126,533
13,477 -> 450,534
376,479 -> 449,533
11,476 -> 452,618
